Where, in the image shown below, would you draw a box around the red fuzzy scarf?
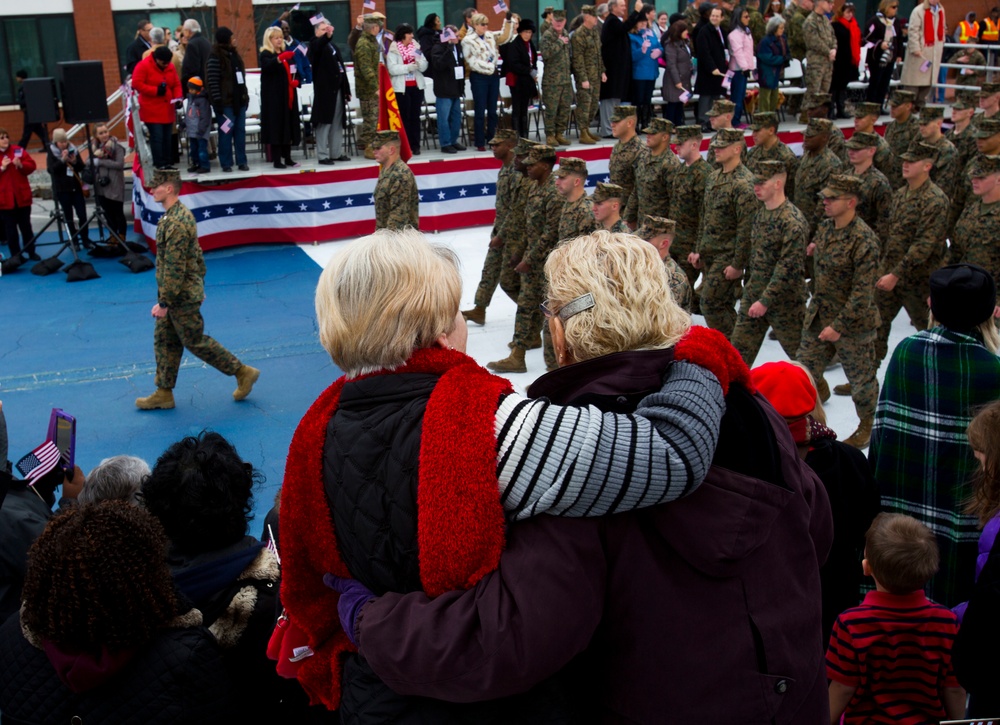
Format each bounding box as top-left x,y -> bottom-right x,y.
925,5 -> 945,46
277,347 -> 512,711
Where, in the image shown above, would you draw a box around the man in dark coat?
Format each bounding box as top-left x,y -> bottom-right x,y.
599,0 -> 644,136
308,19 -> 352,164
206,27 -> 250,172
181,19 -> 214,91
124,18 -> 153,77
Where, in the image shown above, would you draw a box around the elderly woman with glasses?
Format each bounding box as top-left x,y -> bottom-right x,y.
276,228 -> 731,721
325,231 -> 833,723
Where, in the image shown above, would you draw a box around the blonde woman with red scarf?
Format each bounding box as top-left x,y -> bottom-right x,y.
900,0 -> 945,108
259,25 -> 301,169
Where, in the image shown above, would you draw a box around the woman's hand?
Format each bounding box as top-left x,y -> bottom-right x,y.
676,82 -> 684,89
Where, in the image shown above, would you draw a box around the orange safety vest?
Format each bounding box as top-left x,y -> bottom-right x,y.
983,17 -> 999,42
959,20 -> 980,43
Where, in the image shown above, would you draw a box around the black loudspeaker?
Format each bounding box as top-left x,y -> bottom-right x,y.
58,61 -> 109,124
22,78 -> 59,124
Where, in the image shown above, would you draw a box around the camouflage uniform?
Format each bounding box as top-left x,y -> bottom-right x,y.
794,129 -> 843,239
374,159 -> 419,231
947,124 -> 980,171
787,4 -> 810,61
628,119 -> 680,223
802,11 -> 835,96
796,213 -> 881,420
354,31 -> 381,150
153,199 -> 242,390
883,112 -> 921,190
499,139 -> 537,303
607,218 -> 630,233
697,131 -> 759,337
634,216 -> 692,312
748,8 -> 766,46
541,24 -> 573,140
571,22 -> 603,138
473,139 -> 520,309
746,137 -> 799,200
922,136 -> 962,203
875,155 -> 950,365
609,121 -> 645,225
854,164 -> 894,249
947,156 -> 1000,301
828,125 -> 849,167
731,190 -> 809,365
557,156 -> 597,240
669,146 -> 711,288
953,47 -> 987,88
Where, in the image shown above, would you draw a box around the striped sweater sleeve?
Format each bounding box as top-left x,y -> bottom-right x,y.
497,361 -> 724,520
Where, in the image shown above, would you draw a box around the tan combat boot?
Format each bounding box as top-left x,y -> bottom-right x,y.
462,305 -> 486,325
136,388 -> 175,410
233,365 -> 261,401
509,333 -> 541,350
364,147 -> 376,160
843,416 -> 873,449
833,383 -> 852,396
579,129 -> 597,144
815,376 -> 831,403
487,347 -> 527,373
556,133 -> 571,146
546,136 -> 562,148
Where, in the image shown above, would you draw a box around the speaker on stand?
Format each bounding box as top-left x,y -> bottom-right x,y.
58,61 -> 109,124
21,78 -> 60,124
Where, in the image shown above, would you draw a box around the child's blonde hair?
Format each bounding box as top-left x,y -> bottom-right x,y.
965,400 -> 1000,525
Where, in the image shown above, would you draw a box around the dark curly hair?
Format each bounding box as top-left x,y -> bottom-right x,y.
21,501 -> 179,654
141,431 -> 259,554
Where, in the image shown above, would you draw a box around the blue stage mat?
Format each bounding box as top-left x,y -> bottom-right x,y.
1,242 -> 338,537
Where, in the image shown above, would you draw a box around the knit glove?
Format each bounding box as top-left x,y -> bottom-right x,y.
157,82 -> 167,96
673,326 -> 754,396
279,50 -> 296,63
322,574 -> 375,647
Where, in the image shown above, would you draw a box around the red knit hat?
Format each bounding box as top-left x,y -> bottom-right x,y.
750,362 -> 817,419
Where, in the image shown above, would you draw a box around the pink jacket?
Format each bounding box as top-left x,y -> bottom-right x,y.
728,27 -> 757,71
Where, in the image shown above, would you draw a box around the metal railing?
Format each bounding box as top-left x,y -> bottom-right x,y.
935,41 -> 1000,91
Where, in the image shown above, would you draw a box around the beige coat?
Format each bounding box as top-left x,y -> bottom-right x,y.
900,1 -> 945,88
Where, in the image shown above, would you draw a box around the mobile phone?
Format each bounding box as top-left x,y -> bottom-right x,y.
47,409 -> 76,472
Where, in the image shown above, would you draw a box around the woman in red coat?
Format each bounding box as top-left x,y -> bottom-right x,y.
131,46 -> 182,170
0,127 -> 38,260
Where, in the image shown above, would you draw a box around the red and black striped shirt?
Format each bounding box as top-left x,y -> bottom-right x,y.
826,590 -> 960,724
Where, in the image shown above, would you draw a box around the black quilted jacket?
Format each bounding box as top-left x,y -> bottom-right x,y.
0,614 -> 233,724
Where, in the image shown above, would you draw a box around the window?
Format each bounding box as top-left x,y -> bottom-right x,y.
0,15 -> 79,106
386,0 -> 419,34
113,9 -> 215,82
254,3 -> 354,62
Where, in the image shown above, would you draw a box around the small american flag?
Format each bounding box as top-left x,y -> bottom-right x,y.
16,441 -> 61,486
363,0 -> 376,9
310,13 -> 325,25
220,117 -> 233,134
266,524 -> 281,565
493,0 -> 507,13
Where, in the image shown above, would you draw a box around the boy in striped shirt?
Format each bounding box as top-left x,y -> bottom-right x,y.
826,513 -> 966,724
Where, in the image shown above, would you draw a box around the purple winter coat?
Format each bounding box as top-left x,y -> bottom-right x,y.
952,513 -> 1000,623
357,349 -> 834,723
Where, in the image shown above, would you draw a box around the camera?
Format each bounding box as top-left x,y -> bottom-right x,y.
879,48 -> 893,67
98,176 -> 111,187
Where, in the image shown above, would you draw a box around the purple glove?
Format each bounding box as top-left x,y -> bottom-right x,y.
323,573 -> 375,646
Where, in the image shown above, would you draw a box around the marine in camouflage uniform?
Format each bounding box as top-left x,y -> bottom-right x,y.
572,7 -> 604,142
372,132 -> 419,230
635,216 -> 693,312
747,1 -> 766,46
846,132 -> 894,249
591,181 -> 629,232
947,120 -> 1000,238
354,20 -> 383,154
705,100 -> 748,168
802,94 -> 848,163
945,91 -> 981,170
803,5 -> 835,99
731,161 -> 808,365
669,125 -> 712,289
794,118 -> 844,239
608,105 -> 645,226
883,90 -> 921,190
499,138 -> 537,304
796,174 -> 881,444
952,46 -> 987,88
555,156 -> 597,240
694,128 -> 759,337
853,102 -> 894,178
746,113 -> 799,200
874,142 -> 950,366
972,82 -> 1000,130
915,106 -> 962,202
947,156 -> 1000,303
137,170 -> 254,410
627,117 -> 679,223
787,2 -> 810,61
541,11 -> 573,145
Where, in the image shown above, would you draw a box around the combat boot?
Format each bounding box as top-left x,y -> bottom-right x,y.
488,347 -> 527,373
509,334 -> 541,350
579,129 -> 597,144
233,365 -> 261,401
843,416 -> 873,449
462,305 -> 486,325
556,133 -> 571,146
546,136 -> 561,148
364,147 -> 376,160
136,388 -> 175,410
815,376 -> 831,403
833,383 -> 852,396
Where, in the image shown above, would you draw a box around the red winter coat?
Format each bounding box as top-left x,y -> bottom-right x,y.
131,55 -> 182,124
0,145 -> 36,209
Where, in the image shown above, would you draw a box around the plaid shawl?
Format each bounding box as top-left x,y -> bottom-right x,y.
870,326 -> 1000,608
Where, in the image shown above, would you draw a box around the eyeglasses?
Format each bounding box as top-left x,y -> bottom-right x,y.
541,293 -> 595,321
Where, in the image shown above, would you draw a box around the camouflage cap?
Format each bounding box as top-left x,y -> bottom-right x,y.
976,117 -> 1000,139
544,5 -> 555,12
750,112 -> 779,130
853,102 -> 882,119
489,129 -> 518,145
845,131 -> 880,150
642,117 -> 675,135
752,160 -> 787,183
953,90 -> 980,110
819,174 -> 862,198
590,181 -> 626,203
371,130 -> 400,149
918,106 -> 945,122
364,11 -> 386,21
611,105 -> 637,123
635,215 -> 677,239
514,136 -> 539,155
889,89 -> 916,106
525,144 -> 558,165
581,4 -> 598,14
804,117 -> 836,137
551,9 -> 567,19
709,127 -> 745,148
556,156 -> 588,177
980,81 -> 1000,96
150,168 -> 181,188
673,125 -> 704,143
705,99 -> 736,117
802,92 -> 832,110
969,154 -> 1000,177
898,141 -> 939,163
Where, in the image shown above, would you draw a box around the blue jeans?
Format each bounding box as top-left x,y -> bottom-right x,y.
436,96 -> 463,147
470,72 -> 499,147
730,71 -> 748,125
147,122 -> 173,169
218,105 -> 247,169
189,137 -> 209,169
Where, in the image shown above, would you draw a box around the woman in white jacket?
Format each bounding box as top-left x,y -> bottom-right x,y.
387,23 -> 429,154
462,13 -> 518,150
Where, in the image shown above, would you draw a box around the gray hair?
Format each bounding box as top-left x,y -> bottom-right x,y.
766,14 -> 786,33
150,27 -> 166,44
183,18 -> 201,33
80,455 -> 150,506
597,2 -> 610,16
